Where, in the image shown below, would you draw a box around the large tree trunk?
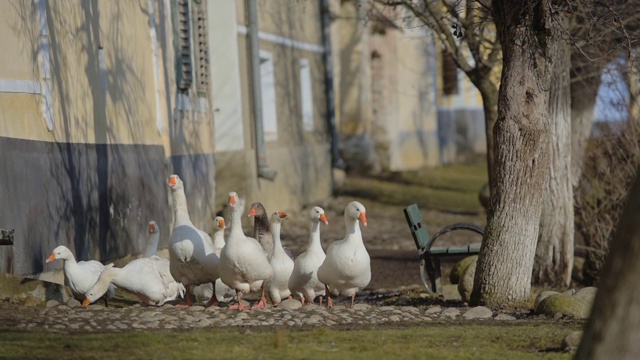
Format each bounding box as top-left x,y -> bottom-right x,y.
575,170 -> 640,359
471,0 -> 556,307
570,60 -> 602,187
478,80 -> 499,195
533,31 -> 574,287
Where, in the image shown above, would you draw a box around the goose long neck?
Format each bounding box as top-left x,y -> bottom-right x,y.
212,229 -> 226,248
344,213 -> 361,239
143,232 -> 160,257
271,222 -> 283,250
63,255 -> 78,266
229,206 -> 244,240
308,220 -> 323,251
105,267 -> 125,286
171,189 -> 191,226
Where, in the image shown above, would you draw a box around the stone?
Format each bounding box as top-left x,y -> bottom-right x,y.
457,257 -> 478,303
424,306 -> 442,315
449,256 -> 478,285
562,289 -> 576,296
535,294 -> 591,319
379,306 -> 395,312
279,299 -> 302,310
66,298 -> 81,308
23,297 -> 42,307
352,304 -> 371,311
46,300 -> 60,308
442,308 -> 460,318
308,315 -> 323,323
462,306 -> 493,319
494,314 -> 516,321
573,287 -> 597,303
188,306 -> 205,312
534,291 -> 559,309
562,331 -> 583,352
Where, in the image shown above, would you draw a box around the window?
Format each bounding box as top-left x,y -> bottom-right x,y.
441,50 -> 458,95
299,58 -> 314,131
259,50 -> 277,141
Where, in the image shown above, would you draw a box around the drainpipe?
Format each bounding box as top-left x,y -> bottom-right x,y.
320,0 -> 346,170
247,0 -> 277,181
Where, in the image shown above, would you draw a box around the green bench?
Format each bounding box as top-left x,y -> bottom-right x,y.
403,204 -> 484,294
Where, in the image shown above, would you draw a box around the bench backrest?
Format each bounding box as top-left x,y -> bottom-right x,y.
403,204 -> 432,251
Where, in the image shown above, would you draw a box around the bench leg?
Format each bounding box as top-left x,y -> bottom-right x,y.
432,257 -> 442,295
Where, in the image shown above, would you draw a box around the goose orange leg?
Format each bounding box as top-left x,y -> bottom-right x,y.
251,286 -> 268,309
325,285 -> 333,308
229,289 -> 249,310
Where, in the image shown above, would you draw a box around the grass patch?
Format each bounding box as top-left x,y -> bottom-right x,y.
0,322 -> 578,359
338,163 -> 488,212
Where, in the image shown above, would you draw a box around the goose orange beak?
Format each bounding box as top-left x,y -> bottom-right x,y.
168,175 -> 177,187
228,194 -> 236,206
319,213 -> 328,225
45,253 -> 56,263
82,298 -> 91,308
247,208 -> 256,217
278,211 -> 288,218
219,219 -> 226,229
358,212 -> 368,227
148,223 -> 155,232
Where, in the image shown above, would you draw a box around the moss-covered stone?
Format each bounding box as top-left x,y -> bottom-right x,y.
534,290 -> 559,309
535,293 -> 591,319
457,257 -> 478,303
0,273 -> 71,305
450,255 -> 478,285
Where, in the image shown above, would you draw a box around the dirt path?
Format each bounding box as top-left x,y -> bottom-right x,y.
277,195 -> 485,291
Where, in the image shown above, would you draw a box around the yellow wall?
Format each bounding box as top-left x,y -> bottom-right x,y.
214,0 -> 333,212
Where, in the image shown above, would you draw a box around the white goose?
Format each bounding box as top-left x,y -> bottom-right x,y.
194,216 -> 236,303
265,210 -> 294,306
142,221 -> 160,257
45,245 -> 115,304
219,192 -> 272,310
167,174 -> 220,307
288,206 -> 329,305
317,201 -> 370,308
83,257 -> 184,307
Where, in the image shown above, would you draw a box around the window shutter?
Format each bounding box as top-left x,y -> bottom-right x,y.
176,0 -> 192,91
193,2 -> 209,95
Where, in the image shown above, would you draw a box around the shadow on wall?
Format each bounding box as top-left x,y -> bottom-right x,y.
3,1 -> 170,275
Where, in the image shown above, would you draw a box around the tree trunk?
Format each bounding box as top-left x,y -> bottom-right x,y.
478,81 -> 499,196
471,0 -> 555,307
575,171 -> 640,359
570,60 -> 602,187
533,31 -> 574,287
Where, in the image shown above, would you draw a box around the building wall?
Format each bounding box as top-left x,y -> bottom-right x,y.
0,0 -> 216,275
333,1 -> 441,173
212,0 -> 333,216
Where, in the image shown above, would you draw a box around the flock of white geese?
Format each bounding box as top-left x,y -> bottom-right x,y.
45,174 -> 371,310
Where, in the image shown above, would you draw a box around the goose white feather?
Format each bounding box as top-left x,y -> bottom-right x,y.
219,192 -> 272,310
142,220 -> 160,257
288,206 -> 328,305
265,211 -> 294,305
317,201 -> 370,307
83,257 -> 184,306
46,245 -> 115,302
194,216 -> 236,303
167,174 -> 220,307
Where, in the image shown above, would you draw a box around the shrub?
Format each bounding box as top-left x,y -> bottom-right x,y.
574,120 -> 640,285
